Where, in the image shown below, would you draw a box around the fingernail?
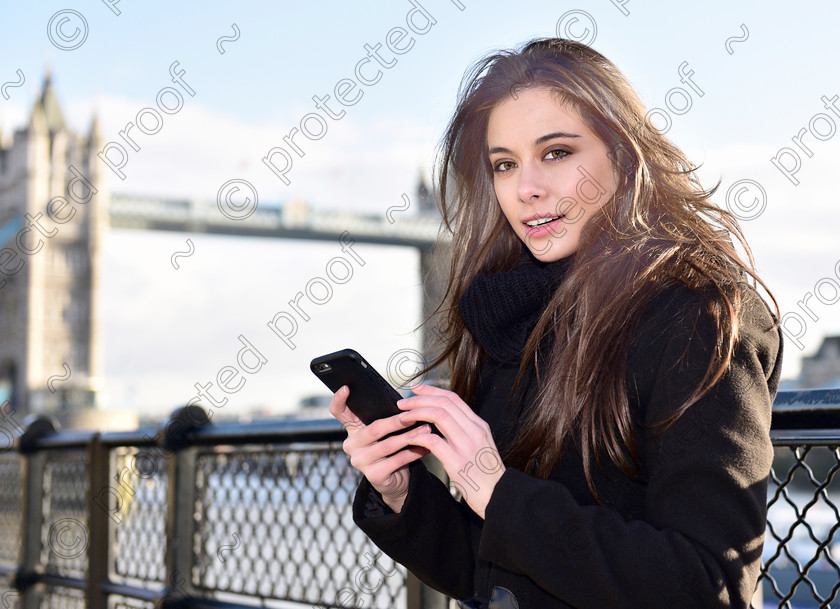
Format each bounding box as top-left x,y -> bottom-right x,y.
397,399 -> 407,408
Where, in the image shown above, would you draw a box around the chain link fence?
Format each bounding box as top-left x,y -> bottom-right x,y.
756,445 -> 840,608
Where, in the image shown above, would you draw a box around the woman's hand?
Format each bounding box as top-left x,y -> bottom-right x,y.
396,383 -> 506,519
329,385 -> 431,513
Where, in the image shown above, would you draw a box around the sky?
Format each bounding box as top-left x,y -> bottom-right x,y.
1,0 -> 839,420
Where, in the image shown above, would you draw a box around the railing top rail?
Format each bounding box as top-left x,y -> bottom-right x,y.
770,389 -> 840,431
772,387 -> 840,407
31,431 -> 95,450
97,428 -> 159,447
186,416 -> 346,446
770,428 -> 840,445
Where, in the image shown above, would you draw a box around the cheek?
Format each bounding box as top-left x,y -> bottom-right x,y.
501,205 -> 521,230
597,157 -> 620,199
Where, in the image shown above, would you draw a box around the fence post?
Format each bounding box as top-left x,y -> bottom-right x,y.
161,405 -> 211,608
86,434 -> 108,609
18,452 -> 43,609
17,416 -> 57,609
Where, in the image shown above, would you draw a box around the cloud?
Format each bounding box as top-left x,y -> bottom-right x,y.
61,92 -> 438,216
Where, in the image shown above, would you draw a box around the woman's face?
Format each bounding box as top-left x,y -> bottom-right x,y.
487,87 -> 619,262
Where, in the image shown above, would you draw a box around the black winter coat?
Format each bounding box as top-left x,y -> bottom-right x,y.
352,275 -> 783,608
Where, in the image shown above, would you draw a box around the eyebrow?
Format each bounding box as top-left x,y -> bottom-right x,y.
488,131 -> 581,155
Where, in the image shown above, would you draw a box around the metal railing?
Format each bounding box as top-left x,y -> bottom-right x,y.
0,390 -> 838,609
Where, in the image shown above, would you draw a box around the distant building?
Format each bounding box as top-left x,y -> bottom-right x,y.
799,335 -> 840,389
415,170 -> 437,216
0,72 -> 113,426
297,394 -> 333,420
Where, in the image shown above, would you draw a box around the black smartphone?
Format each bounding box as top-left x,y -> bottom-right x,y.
310,348 -> 439,442
310,348 -> 404,425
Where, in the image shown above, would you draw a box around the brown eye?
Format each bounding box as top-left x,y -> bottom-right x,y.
545,149 -> 570,161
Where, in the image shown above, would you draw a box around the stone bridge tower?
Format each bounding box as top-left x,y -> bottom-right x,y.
0,73 -> 108,420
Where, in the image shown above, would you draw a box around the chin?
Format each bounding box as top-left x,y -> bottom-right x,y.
526,242 -> 576,263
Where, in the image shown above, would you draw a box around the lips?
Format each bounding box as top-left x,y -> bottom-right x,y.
520,211 -> 568,239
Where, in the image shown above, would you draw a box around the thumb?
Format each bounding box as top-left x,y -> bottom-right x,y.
329,386 -> 363,428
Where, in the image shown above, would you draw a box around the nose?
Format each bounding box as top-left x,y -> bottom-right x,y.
516,162 -> 548,202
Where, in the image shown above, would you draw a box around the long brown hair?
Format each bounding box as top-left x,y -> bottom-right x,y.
420,38 -> 779,499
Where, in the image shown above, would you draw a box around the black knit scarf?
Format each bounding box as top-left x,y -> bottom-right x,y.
457,248 -> 575,365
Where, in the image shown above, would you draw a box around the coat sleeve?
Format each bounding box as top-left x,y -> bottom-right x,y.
352,458 -> 480,599
476,286 -> 782,608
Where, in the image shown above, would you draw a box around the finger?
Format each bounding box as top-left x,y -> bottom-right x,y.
401,388 -> 488,438
328,386 -> 364,428
352,424 -> 433,468
409,382 -> 445,394
355,412 -> 430,444
398,401 -> 474,435
396,405 -> 469,443
403,430 -> 460,467
364,446 -> 430,484
343,413 -> 429,455
410,383 -> 469,407
401,387 -> 473,419
398,391 -> 482,427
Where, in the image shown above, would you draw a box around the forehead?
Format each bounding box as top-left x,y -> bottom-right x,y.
487,87 -> 590,142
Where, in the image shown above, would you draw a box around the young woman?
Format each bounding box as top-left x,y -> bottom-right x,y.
329,38 -> 783,609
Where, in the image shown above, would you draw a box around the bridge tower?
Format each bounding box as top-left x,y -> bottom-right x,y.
0,73 -> 108,420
